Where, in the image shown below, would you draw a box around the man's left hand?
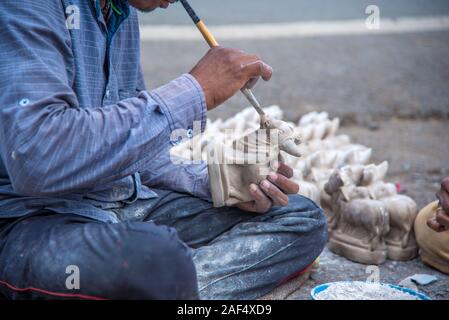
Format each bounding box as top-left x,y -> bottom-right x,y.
427,176 -> 449,232
235,163 -> 300,213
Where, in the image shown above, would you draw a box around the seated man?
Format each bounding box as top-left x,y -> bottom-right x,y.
0,0 -> 327,299
415,177 -> 449,274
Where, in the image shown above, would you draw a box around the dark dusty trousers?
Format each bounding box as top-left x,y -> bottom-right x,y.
0,190 -> 327,300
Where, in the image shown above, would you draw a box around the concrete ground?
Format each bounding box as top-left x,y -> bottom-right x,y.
141,32 -> 449,124
139,0 -> 449,25
139,1 -> 449,299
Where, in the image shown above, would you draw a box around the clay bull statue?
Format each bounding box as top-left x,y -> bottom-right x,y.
207,117 -> 302,207
324,171 -> 390,264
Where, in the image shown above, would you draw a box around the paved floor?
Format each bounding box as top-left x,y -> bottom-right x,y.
139,2 -> 449,299
290,247 -> 449,300
139,0 -> 449,25
142,31 -> 449,123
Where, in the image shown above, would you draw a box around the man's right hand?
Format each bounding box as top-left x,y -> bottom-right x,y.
189,47 -> 273,110
427,176 -> 449,232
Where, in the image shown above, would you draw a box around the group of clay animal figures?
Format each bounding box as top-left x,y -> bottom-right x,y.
281,109 -> 418,265
323,162 -> 418,264
171,106 -> 419,265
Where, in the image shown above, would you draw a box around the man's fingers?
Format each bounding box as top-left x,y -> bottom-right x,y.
436,189 -> 449,214
242,60 -> 273,82
276,162 -> 294,179
249,183 -> 272,213
190,47 -> 272,109
427,216 -> 449,232
441,177 -> 449,193
428,178 -> 449,233
435,208 -> 449,229
260,180 -> 289,206
427,217 -> 442,231
268,172 -> 299,194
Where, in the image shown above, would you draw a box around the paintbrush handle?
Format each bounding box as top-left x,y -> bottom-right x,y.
180,0 -> 266,117
193,19 -> 267,117
195,21 -> 219,47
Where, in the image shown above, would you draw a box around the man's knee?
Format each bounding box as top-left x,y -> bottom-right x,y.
289,194 -> 327,251
288,194 -> 324,215
99,222 -> 199,299
269,194 -> 328,253
282,194 -> 327,230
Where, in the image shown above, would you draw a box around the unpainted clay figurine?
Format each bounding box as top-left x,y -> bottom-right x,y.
294,151 -> 337,181
304,134 -> 351,153
361,161 -> 389,186
323,161 -> 419,264
335,145 -> 372,167
295,151 -> 338,212
338,164 -> 365,186
297,111 -> 339,142
324,171 -> 390,265
292,169 -> 321,203
298,111 -> 330,126
362,162 -> 419,260
171,107 -> 420,264
207,117 -> 301,207
381,194 -> 419,260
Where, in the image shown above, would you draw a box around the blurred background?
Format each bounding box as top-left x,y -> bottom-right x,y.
139,0 -> 449,210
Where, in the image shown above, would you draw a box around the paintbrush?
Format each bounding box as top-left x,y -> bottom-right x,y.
178,0 -> 269,124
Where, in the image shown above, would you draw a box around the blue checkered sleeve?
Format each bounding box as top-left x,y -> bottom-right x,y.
0,0 -> 209,198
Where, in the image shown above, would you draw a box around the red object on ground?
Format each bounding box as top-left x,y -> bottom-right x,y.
279,262 -> 314,285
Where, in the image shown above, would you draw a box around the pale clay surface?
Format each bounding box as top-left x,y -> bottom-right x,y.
207,117 -> 302,207
171,106 -> 419,263
315,281 -> 419,300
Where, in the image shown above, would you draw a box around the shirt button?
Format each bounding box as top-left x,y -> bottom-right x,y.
105,90 -> 110,98
19,98 -> 30,106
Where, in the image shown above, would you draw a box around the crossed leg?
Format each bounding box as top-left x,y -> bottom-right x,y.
0,190 -> 327,299
120,190 -> 328,299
